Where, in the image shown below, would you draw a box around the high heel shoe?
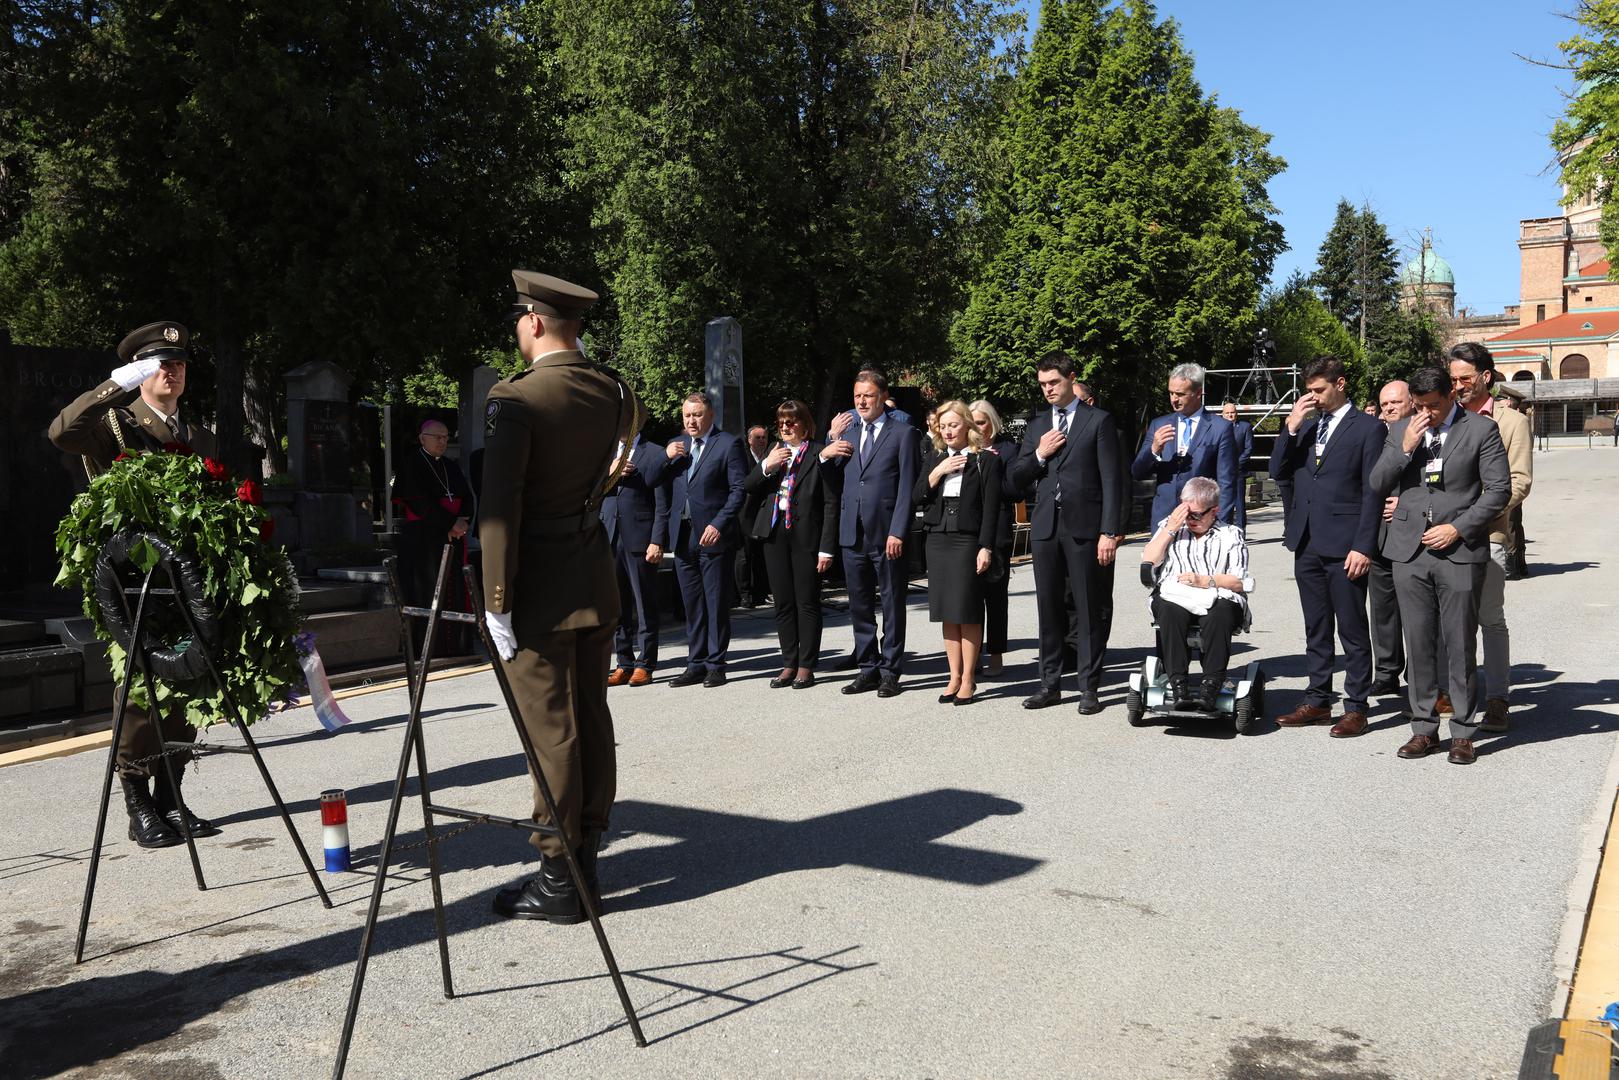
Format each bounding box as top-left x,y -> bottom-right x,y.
938,685 -> 961,704
954,690 -> 977,706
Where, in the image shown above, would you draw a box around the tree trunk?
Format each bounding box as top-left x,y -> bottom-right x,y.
242,357 -> 286,476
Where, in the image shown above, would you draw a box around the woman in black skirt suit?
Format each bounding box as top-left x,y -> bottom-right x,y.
744,399 -> 841,689
913,400 -> 1002,705
970,399 -> 1020,677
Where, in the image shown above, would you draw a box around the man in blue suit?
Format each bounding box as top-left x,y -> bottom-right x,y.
651,393 -> 749,687
601,433 -> 670,686
1268,355 -> 1384,738
822,368 -> 919,697
1221,400 -> 1254,530
1132,363 -> 1239,529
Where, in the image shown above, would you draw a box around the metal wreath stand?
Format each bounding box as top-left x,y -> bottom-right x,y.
75,530 -> 333,962
329,546 -> 645,1080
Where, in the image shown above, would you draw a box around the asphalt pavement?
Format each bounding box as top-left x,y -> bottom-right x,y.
3,444 -> 1618,1080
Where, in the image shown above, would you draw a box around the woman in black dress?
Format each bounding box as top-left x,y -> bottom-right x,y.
970,399 -> 1020,677
743,399 -> 841,689
913,400 -> 1002,705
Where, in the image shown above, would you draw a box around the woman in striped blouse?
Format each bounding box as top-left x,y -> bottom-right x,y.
1140,475 -> 1254,710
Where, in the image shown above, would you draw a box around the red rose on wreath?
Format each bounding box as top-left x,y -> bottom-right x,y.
204,457 -> 229,482
113,452 -> 131,463
237,479 -> 262,505
259,517 -> 275,543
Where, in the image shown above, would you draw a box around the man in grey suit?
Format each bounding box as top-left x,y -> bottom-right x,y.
1371,366 -> 1510,765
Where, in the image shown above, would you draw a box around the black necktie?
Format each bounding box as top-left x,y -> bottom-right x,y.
1053,409 -> 1068,501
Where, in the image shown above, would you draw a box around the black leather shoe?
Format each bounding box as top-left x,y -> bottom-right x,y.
122,776 -> 182,849
1167,676 -> 1191,710
1023,688 -> 1062,710
769,673 -> 795,689
877,676 -> 901,698
668,668 -> 706,688
792,674 -> 816,690
1369,677 -> 1403,697
1076,689 -> 1103,715
154,772 -> 219,838
491,855 -> 586,924
703,670 -> 728,688
1196,679 -> 1222,712
842,671 -> 881,695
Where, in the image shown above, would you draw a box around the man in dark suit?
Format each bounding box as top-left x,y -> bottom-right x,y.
1372,366 -> 1510,765
733,425 -> 772,608
1133,363 -> 1239,528
601,433 -> 670,687
650,392 -> 748,687
1268,355 -> 1384,738
1221,401 -> 1253,530
1008,352 -> 1123,715
49,320 -> 222,850
822,368 -> 919,697
1368,379 -> 1413,697
1074,380 -> 1131,667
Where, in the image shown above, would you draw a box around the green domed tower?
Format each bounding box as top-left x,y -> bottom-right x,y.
1399,246 -> 1455,317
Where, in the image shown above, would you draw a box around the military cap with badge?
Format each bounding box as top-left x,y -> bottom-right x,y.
111,320 -> 201,392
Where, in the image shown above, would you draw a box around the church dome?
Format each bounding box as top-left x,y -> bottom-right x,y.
1399,249 -> 1455,287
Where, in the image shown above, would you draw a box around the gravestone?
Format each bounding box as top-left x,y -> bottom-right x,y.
285,361 -> 370,550
457,364 -> 501,460
0,329 -> 117,597
705,318 -> 745,434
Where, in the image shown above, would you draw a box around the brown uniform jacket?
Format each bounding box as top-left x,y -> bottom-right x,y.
48,378 -> 219,474
479,350 -> 643,636
1482,403 -> 1531,549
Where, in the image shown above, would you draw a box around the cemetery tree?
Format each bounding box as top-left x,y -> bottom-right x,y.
1312,198 -> 1400,348
950,0 -> 1284,421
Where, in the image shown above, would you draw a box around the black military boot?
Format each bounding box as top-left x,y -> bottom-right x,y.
153,768 -> 219,838
122,776 -> 183,849
491,853 -> 585,924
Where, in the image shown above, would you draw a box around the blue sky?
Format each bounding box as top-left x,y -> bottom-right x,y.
1014,1 -> 1579,314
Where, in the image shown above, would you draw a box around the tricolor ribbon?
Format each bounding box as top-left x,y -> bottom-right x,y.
299,647 -> 353,732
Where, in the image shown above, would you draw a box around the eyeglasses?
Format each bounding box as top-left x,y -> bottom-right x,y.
778,418 -> 801,427
1185,506 -> 1216,521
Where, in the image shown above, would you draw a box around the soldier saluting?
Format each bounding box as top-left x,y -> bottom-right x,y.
482,271 -> 643,923
48,321 -> 221,848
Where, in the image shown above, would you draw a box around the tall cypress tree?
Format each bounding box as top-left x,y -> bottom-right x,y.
1311,198 -> 1400,348
949,0 -> 1284,417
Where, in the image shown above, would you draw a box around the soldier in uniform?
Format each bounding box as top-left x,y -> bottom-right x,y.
47,321 -> 221,849
481,271 -> 644,923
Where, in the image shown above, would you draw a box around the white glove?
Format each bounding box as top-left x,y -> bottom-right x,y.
484,610 -> 517,661
111,356 -> 162,392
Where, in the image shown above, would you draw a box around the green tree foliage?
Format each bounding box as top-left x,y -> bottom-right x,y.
0,1 -> 569,470
1312,198 -> 1400,345
1258,271 -> 1364,385
1553,1 -> 1619,272
950,0 -> 1285,421
553,0 -> 1024,424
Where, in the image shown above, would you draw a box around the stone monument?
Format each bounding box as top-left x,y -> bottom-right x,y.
705,318 -> 745,434
284,361 -> 371,550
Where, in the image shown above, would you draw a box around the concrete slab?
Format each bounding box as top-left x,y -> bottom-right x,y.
0,447 -> 1615,1079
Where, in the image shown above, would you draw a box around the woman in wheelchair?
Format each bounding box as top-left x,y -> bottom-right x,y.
1140,476 -> 1254,711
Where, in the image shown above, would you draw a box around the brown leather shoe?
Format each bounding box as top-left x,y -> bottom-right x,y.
628,668 -> 652,687
606,667 -> 631,687
1329,711 -> 1367,738
1435,692 -> 1453,716
1447,738 -> 1477,765
1397,733 -> 1441,759
1275,703 -> 1332,727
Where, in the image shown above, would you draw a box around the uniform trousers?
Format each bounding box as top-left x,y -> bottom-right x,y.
1031,532 -> 1104,692
506,622 -> 617,859
1394,552 -> 1485,738
1293,549 -> 1372,714
116,701 -> 198,777
761,526 -> 823,669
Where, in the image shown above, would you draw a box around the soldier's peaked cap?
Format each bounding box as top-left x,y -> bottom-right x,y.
117,321 -> 190,364
507,270 -> 597,321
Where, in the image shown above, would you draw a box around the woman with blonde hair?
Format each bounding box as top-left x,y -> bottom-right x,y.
912,400 -> 1002,705
970,399 -> 1020,677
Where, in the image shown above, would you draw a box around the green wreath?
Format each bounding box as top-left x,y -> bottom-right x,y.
54,449 -> 304,729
